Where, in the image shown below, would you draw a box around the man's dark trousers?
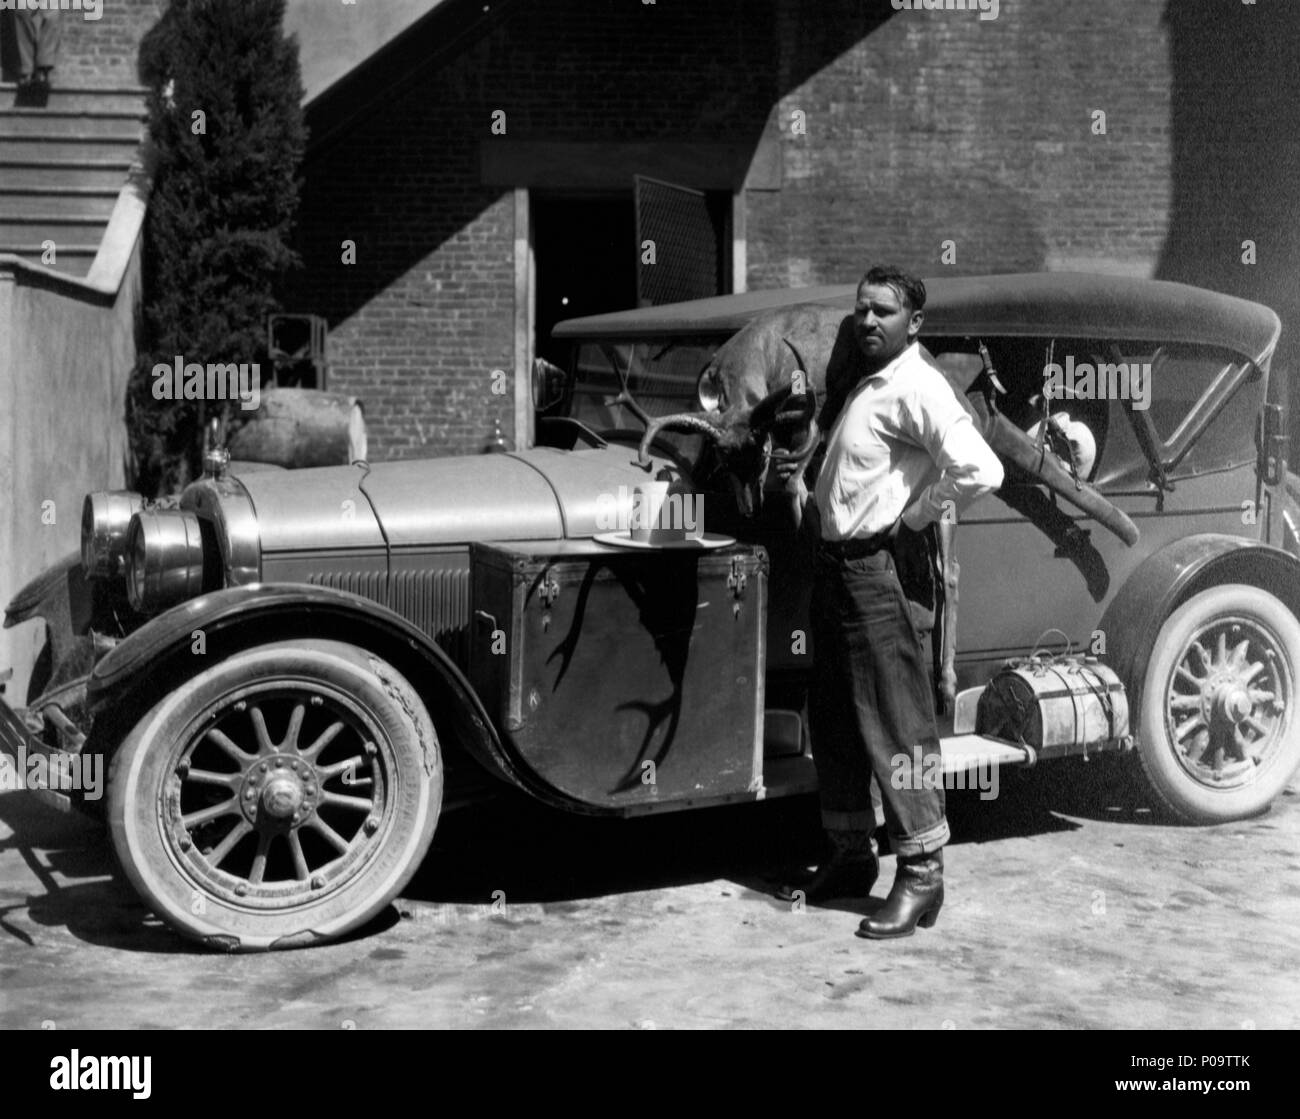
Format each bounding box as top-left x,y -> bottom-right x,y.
808,541 -> 950,858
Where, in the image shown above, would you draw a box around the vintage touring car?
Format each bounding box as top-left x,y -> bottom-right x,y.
2,272 -> 1298,951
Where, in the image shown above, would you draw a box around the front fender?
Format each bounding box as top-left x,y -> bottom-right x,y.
1099,534 -> 1300,704
86,582 -> 538,799
2,550 -> 136,707
3,551 -> 93,696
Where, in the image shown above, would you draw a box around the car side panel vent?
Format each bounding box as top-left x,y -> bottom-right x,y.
389,565 -> 471,669
307,568 -> 386,605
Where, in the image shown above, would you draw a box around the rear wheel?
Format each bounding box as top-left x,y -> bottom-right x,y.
108,639 -> 441,950
1137,585 -> 1300,823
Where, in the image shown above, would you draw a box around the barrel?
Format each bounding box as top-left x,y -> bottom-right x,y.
228,389 -> 367,468
976,656 -> 1130,752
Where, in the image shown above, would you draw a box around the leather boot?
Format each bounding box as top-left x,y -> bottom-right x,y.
775,830 -> 879,903
855,849 -> 943,939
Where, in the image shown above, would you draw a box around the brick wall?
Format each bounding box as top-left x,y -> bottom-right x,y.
14,1 -> 1294,461
290,0 -> 1299,461
748,0 -> 1173,287
290,0 -> 778,459
31,0 -> 164,86
1156,0 -> 1300,452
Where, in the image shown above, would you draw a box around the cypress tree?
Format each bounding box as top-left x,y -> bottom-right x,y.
127,0 -> 306,495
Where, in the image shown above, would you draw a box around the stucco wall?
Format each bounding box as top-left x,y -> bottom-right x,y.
0,248 -> 141,702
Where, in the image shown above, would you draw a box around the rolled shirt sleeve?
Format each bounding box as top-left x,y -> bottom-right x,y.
898,379 -> 1004,532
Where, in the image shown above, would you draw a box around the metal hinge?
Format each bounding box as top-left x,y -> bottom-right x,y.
727,556 -> 747,615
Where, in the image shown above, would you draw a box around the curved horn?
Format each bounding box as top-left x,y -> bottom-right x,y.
750,338 -> 818,433
754,344 -> 819,463
637,412 -> 722,467
748,382 -> 796,434
984,413 -> 1139,546
770,418 -> 820,464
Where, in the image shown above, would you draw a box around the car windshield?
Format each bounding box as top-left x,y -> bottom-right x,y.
926,335 -> 1263,488
565,329 -> 1263,487
569,337 -> 723,467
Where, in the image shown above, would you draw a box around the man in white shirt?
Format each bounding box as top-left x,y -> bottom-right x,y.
783,265 -> 1002,939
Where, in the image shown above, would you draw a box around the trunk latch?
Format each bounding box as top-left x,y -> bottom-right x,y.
727,556 -> 747,615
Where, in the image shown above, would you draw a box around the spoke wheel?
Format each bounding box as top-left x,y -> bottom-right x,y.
1137,585 -> 1300,823
108,640 -> 441,950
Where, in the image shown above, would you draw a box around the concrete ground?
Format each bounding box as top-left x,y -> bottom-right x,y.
1,755 -> 1298,1030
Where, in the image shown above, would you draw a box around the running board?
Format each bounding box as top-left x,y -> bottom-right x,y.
759,737 -> 1029,803
939,733 -> 1034,774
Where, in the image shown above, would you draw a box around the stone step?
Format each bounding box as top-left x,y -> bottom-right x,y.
0,186 -> 119,219
0,108 -> 145,138
0,83 -> 149,116
0,155 -> 134,187
0,134 -> 141,161
0,214 -> 110,248
0,86 -> 146,279
0,158 -> 132,191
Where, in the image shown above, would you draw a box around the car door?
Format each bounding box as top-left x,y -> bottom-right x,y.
949,336 -> 1267,690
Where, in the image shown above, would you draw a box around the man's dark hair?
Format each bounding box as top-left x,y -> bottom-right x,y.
861,265 -> 926,313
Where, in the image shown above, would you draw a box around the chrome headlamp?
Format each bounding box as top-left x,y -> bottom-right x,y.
124,509 -> 206,612
81,491 -> 145,578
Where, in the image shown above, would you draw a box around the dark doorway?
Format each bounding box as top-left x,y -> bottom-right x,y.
532,194 -> 637,367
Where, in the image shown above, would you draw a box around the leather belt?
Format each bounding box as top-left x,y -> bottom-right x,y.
818,531 -> 893,559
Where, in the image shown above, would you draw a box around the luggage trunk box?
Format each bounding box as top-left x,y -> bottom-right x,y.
469,540 -> 767,813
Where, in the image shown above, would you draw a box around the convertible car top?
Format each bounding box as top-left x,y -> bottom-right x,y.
554,272 -> 1282,367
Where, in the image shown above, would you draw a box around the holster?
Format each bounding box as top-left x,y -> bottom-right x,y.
894,522 -> 957,716
893,522 -> 940,634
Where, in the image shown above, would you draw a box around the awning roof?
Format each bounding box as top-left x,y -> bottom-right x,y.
553,273 -> 1282,364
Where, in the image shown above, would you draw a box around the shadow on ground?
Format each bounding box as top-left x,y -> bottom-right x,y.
403,752 -> 1165,906
0,751 -> 1196,951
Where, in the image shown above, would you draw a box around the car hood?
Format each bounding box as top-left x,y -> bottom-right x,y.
237,444 -> 670,552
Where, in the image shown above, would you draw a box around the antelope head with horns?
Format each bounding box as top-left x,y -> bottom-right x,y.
637,304 -> 845,517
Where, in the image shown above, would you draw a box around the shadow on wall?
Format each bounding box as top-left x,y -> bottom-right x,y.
747,165 -> 1049,287
745,0 -> 1051,287
1156,0 -> 1300,455
287,0 -> 897,333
